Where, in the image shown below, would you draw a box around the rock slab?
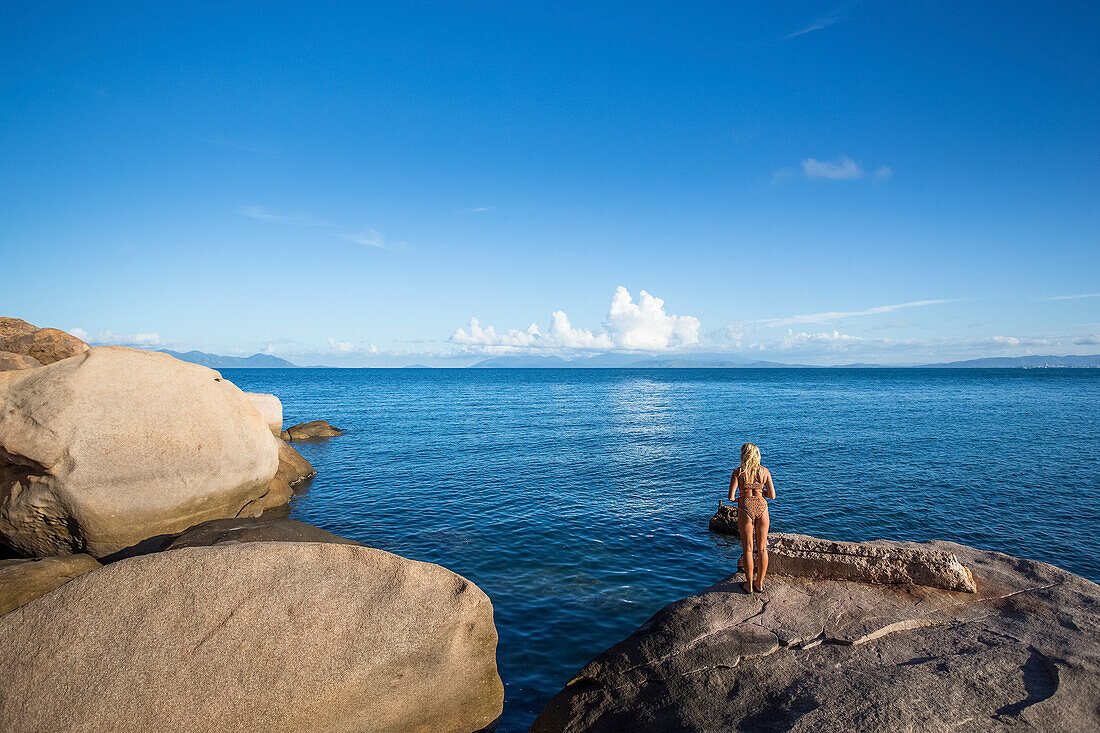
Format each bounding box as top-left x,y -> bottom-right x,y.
0,346 -> 280,557
0,351 -> 42,372
0,553 -> 100,615
766,532 -> 977,593
0,541 -> 504,733
0,317 -> 88,365
531,540 -> 1100,732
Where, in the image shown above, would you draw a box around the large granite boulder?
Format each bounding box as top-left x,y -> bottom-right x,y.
0,554 -> 100,616
0,347 -> 280,558
0,351 -> 42,372
246,391 -> 283,435
282,419 -> 343,441
532,540 -> 1100,732
166,517 -> 358,549
0,541 -> 504,733
0,317 -> 88,365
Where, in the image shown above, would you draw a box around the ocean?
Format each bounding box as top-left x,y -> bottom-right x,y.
222,367 -> 1100,731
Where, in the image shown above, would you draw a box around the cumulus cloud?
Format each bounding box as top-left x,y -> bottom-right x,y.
450,287 -> 700,354
70,327 -> 89,340
873,166 -> 893,182
802,156 -> 865,180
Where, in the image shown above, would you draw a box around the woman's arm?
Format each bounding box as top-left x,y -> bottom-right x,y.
727,471 -> 738,502
764,470 -> 776,500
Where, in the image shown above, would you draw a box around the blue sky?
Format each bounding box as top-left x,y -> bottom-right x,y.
2,1 -> 1097,365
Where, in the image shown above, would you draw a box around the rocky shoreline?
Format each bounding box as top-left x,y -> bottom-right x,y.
2,317 -> 1098,732
0,318 -> 503,733
531,538 -> 1100,732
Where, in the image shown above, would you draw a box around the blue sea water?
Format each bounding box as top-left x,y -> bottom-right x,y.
222,368 -> 1100,732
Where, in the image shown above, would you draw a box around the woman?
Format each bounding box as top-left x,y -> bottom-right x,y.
727,442 -> 776,593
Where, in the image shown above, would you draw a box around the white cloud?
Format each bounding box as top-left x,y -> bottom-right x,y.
1073,335 -> 1100,345
237,205 -> 332,227
606,287 -> 700,350
327,337 -> 378,354
239,205 -> 399,251
990,335 -> 1052,347
339,229 -> 387,248
1038,293 -> 1100,301
449,287 -> 700,354
783,2 -> 859,40
873,166 -> 893,182
776,329 -> 866,350
70,327 -> 89,340
802,156 -> 864,180
759,299 -> 950,328
91,330 -> 161,346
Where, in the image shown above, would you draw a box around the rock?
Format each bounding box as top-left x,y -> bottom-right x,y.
0,554 -> 101,616
246,392 -> 283,435
237,439 -> 316,516
282,419 -> 343,441
0,317 -> 89,365
766,533 -> 976,593
166,517 -> 360,549
0,351 -> 42,371
531,540 -> 1100,733
0,347 -> 280,558
709,511 -> 975,593
0,541 -> 504,733
709,501 -> 739,535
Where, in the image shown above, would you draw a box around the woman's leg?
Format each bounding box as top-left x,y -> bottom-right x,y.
738,512 -> 755,592
754,510 -> 770,591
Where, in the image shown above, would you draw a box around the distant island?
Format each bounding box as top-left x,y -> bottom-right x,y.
156,350 -> 299,369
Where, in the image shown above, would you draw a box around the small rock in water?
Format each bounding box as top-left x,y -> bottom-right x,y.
282,419 -> 344,441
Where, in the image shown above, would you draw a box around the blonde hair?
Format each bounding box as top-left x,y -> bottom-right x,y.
740,442 -> 761,481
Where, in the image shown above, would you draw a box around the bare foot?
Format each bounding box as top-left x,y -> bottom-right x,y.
753,582 -> 765,592
742,581 -> 754,594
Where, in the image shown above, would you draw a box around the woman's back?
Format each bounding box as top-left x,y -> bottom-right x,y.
738,465 -> 771,497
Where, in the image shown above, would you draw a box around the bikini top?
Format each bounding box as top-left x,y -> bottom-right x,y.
738,467 -> 769,493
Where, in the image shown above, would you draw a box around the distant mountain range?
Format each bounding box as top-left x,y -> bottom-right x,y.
154,349 -> 1100,369
157,350 -> 299,368
917,354 -> 1100,368
470,353 -> 1100,369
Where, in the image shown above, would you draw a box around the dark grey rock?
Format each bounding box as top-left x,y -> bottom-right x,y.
166,517 -> 361,550
532,539 -> 1100,732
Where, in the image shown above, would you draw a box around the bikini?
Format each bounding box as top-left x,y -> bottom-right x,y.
737,467 -> 769,521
